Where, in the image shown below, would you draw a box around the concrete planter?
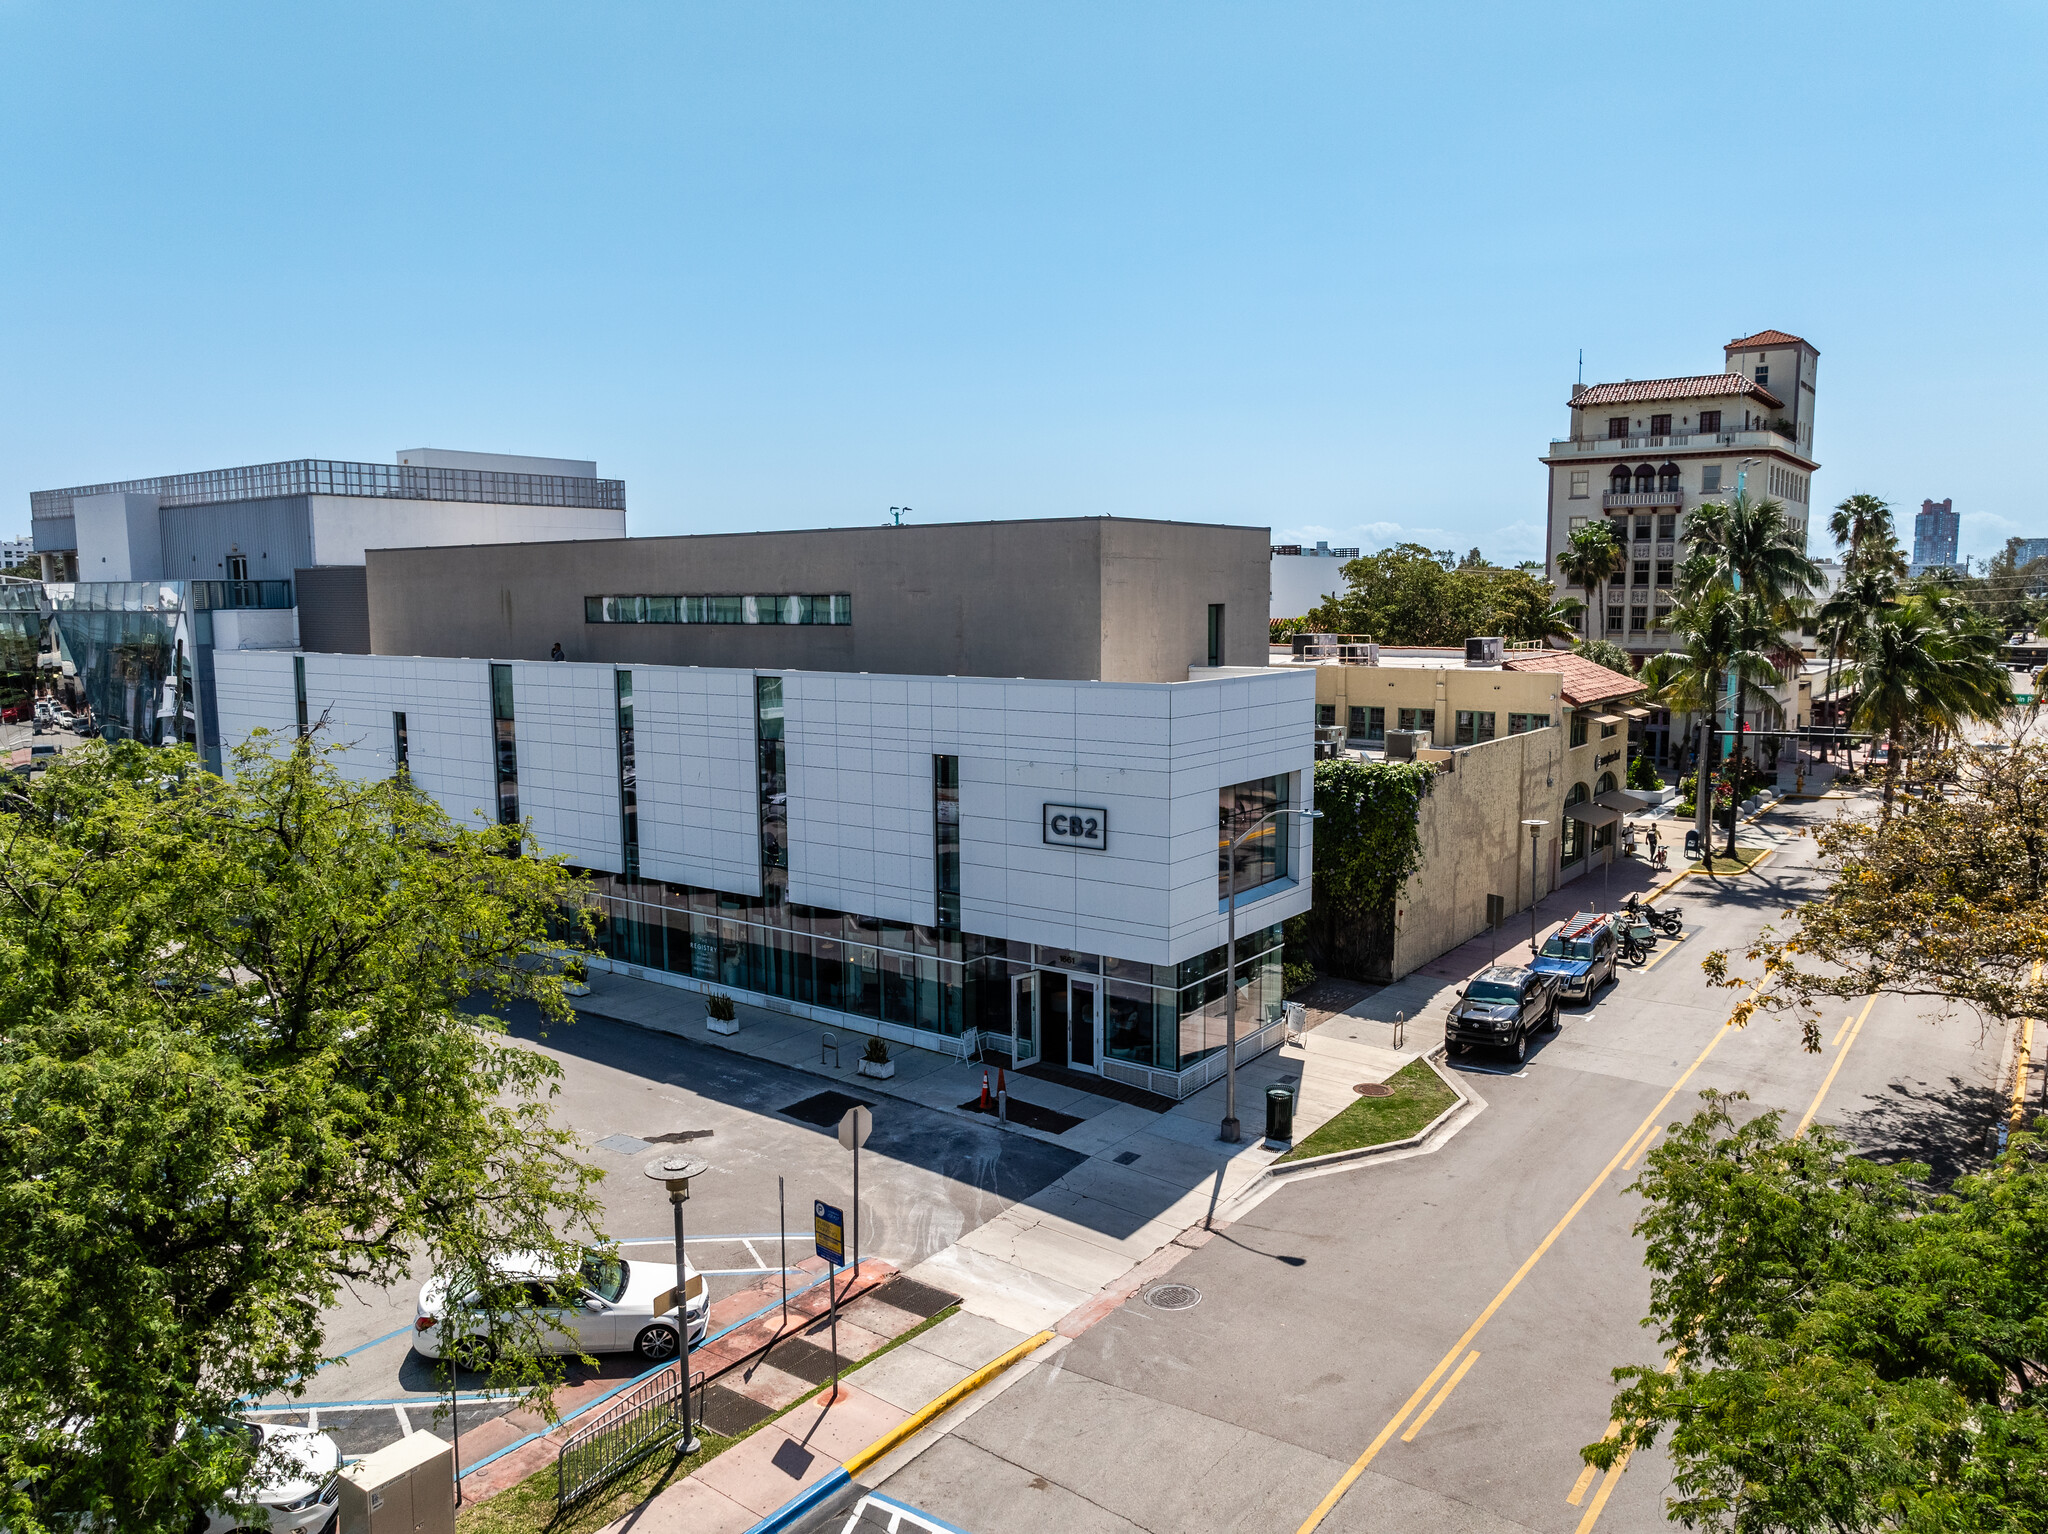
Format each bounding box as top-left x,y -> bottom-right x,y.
706,1014 -> 740,1036
857,1057 -> 896,1079
563,982 -> 591,998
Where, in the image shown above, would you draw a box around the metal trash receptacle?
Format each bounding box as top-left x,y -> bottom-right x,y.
1265,1086 -> 1295,1144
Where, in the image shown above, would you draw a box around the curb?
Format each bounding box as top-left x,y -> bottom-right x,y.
842,1330 -> 1056,1475
1264,1049 -> 1476,1176
737,1330 -> 1058,1534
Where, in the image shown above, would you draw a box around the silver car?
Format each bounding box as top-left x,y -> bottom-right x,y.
412,1248 -> 708,1365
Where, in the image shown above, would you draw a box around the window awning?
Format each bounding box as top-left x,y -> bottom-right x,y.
1621,706 -> 1651,719
1590,712 -> 1626,726
1596,789 -> 1654,812
1564,801 -> 1622,828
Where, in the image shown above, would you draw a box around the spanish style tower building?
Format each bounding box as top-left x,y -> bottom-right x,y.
1540,329 -> 1820,659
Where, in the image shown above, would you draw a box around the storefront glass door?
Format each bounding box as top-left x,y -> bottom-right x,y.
1068,979 -> 1099,1072
1010,973 -> 1040,1068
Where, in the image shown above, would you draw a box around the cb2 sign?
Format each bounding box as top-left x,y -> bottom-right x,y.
1042,804 -> 1108,851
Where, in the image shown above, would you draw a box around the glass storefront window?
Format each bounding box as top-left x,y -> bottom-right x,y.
1219,776 -> 1291,900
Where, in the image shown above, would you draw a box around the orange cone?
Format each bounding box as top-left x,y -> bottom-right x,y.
979,1070 -> 989,1112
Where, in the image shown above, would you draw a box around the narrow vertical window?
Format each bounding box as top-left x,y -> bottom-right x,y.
393,711 -> 408,776
616,671 -> 637,879
934,755 -> 960,928
490,663 -> 518,824
755,675 -> 787,905
1207,604 -> 1225,668
292,655 -> 308,736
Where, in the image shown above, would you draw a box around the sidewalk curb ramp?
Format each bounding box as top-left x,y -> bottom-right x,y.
736,1330 -> 1057,1534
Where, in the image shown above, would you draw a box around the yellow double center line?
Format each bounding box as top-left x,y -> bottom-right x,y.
1294,1004 -> 1744,1533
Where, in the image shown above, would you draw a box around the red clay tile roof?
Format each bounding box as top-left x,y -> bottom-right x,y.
1725,328 -> 1812,351
1501,652 -> 1644,708
1570,373 -> 1785,411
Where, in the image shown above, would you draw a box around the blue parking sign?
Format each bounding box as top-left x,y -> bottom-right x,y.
814,1200 -> 845,1266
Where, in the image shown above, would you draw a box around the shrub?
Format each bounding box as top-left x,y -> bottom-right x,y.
1626,753 -> 1665,792
862,1035 -> 890,1063
563,956 -> 588,985
1283,959 -> 1317,996
705,992 -> 736,1022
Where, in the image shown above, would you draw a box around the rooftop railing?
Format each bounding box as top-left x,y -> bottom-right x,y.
32,459 -> 625,520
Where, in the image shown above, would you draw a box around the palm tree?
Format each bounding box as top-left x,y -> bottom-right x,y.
1555,521 -> 1625,642
1842,594 -> 2011,815
1684,489 -> 1823,606
1829,493 -> 1908,580
1815,564 -> 1900,759
1537,596 -> 1585,647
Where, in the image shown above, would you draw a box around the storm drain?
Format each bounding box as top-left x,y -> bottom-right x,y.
1146,1283 -> 1202,1311
1353,1083 -> 1394,1098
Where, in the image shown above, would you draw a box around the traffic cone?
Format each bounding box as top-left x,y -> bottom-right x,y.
979,1070 -> 989,1112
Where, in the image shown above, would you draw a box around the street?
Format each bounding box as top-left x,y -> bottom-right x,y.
869,796 -> 2015,1533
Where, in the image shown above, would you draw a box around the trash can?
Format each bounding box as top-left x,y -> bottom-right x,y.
1265,1086 -> 1295,1144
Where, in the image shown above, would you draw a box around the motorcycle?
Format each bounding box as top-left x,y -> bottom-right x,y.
1619,929 -> 1649,966
1622,893 -> 1682,935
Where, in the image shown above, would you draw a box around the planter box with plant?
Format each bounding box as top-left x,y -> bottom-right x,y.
857,1035 -> 895,1078
705,992 -> 739,1034
562,957 -> 590,997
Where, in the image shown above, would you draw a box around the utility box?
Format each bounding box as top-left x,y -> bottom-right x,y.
337,1431 -> 455,1534
1385,729 -> 1431,760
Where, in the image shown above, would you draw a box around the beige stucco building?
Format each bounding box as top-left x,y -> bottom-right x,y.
1541,329 -> 1821,661
1268,643 -> 1647,979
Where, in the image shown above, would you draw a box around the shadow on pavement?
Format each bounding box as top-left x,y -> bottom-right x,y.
1835,1074 -> 2005,1186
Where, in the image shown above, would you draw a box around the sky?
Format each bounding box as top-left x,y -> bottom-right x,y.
3,2 -> 2044,567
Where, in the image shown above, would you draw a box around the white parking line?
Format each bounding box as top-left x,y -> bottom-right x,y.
741,1239 -> 766,1269
393,1403 -> 413,1437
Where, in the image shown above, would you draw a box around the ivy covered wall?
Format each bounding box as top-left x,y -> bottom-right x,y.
1286,757 -> 1437,982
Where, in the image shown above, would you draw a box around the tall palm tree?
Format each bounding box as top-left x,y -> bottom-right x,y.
1842,593 -> 2011,815
1538,596 -> 1585,647
1815,564 -> 1900,758
1555,521 -> 1625,642
1829,493 -> 1907,580
1684,489 -> 1824,606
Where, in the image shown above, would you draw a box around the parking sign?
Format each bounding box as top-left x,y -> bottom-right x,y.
814,1200 -> 845,1266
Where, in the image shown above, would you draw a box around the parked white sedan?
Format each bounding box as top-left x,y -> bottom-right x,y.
200,1421 -> 341,1534
412,1249 -> 708,1365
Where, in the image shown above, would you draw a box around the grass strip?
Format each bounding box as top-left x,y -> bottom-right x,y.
1276,1057 -> 1458,1164
1685,844 -> 1771,874
456,1303 -> 961,1534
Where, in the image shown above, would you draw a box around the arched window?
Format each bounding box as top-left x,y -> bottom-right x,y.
1562,782 -> 1590,865
1633,463 -> 1657,493
1609,465 -> 1632,494
1657,462 -> 1680,492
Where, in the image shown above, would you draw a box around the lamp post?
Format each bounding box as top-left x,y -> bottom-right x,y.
1522,819 -> 1548,955
643,1154 -> 709,1454
1220,805 -> 1324,1143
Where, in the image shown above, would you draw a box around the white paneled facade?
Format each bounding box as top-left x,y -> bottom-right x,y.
213,651 -> 1315,1093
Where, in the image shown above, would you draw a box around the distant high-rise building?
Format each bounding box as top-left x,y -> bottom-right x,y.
2011,537 -> 2048,567
1912,498 -> 1959,575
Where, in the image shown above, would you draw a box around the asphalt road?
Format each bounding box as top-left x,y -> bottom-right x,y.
263,1008 -> 1082,1459
875,796 -> 2016,1534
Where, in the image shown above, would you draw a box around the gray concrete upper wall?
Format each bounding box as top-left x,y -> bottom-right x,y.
365,517 -> 1270,684
158,497 -> 314,580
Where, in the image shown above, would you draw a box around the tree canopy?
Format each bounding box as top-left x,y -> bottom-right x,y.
0,736 -> 602,1531
1302,543 -> 1568,646
1593,1093 -> 2048,1532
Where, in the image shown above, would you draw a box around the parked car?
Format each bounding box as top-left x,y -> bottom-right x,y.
198,1420 -> 342,1534
1529,913 -> 1619,1003
1445,964 -> 1560,1061
412,1248 -> 708,1365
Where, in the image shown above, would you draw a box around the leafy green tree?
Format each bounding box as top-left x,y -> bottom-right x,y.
1555,522 -> 1625,640
1304,544 -> 1565,646
0,736 -> 603,1532
1718,734 -> 2048,1047
1842,593 -> 2010,812
1285,756 -> 1437,981
1592,1092 -> 2048,1533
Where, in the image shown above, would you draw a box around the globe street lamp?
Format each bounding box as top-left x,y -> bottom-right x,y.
1220,806 -> 1324,1143
642,1153 -> 709,1453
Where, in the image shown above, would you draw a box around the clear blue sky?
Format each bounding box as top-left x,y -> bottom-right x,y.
3,2 -> 2043,566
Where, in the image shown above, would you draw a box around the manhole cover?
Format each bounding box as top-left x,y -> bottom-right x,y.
1147,1283 -> 1202,1311
1353,1083 -> 1394,1098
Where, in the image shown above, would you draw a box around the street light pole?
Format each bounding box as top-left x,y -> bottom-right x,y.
1522,819 -> 1548,955
644,1154 -> 709,1455
1220,805 -> 1323,1143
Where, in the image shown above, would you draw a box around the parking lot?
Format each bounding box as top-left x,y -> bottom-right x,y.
256,1006 -> 1084,1460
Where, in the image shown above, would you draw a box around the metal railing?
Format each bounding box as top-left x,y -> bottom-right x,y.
1549,427 -> 1803,457
32,458 -> 625,520
555,1362 -> 698,1510
1602,490 -> 1683,509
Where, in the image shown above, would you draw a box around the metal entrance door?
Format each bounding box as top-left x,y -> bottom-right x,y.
1068,979 -> 1099,1073
1010,972 -> 1040,1068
